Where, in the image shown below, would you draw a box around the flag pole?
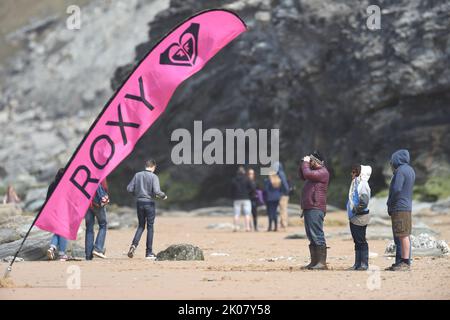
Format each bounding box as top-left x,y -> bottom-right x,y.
3,209 -> 42,279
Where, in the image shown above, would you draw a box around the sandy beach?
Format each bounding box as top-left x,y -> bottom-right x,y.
1,211 -> 449,300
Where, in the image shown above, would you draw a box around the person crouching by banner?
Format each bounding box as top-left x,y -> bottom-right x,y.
127,159 -> 167,260
299,151 -> 330,270
85,180 -> 109,260
46,168 -> 70,261
347,164 -> 372,271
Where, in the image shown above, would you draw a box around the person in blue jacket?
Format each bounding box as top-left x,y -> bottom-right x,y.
386,149 -> 416,271
263,170 -> 283,232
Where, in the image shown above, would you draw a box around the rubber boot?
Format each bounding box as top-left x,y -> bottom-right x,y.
348,250 -> 361,270
309,245 -> 328,270
357,249 -> 369,271
301,244 -> 318,270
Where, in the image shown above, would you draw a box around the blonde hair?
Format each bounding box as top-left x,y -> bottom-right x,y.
269,174 -> 281,189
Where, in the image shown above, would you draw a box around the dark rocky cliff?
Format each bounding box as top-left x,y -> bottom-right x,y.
110,0 -> 450,208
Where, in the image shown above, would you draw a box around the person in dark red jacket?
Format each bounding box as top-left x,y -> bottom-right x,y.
298,151 -> 330,270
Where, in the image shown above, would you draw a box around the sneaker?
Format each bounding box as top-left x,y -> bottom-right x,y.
384,262 -> 400,271
93,250 -> 107,259
46,247 -> 56,261
145,254 -> 157,261
128,245 -> 136,258
58,254 -> 69,261
386,261 -> 410,271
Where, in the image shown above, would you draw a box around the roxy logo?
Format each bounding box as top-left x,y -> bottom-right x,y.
160,23 -> 199,66
170,121 -> 279,175
70,76 -> 154,200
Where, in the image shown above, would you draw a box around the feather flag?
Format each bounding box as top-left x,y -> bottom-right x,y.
35,9 -> 247,240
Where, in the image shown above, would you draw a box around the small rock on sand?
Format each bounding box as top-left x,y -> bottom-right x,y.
156,244 -> 204,261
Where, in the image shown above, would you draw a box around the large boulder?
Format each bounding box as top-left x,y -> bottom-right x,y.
0,229 -> 21,245
156,244 -> 204,261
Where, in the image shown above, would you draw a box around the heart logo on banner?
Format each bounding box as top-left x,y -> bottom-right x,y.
160,23 -> 200,67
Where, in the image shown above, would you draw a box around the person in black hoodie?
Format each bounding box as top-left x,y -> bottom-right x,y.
231,166 -> 255,232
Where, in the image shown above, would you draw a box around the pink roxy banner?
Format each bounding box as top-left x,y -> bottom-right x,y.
35,9 -> 247,239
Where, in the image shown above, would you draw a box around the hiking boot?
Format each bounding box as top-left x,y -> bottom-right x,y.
309,245 -> 328,270
301,244 -> 318,270
46,246 -> 56,261
356,249 -> 369,271
128,245 -> 136,258
93,250 -> 107,259
347,250 -> 361,270
386,261 -> 410,271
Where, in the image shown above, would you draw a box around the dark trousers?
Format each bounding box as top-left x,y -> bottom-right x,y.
303,209 -> 326,246
349,222 -> 368,251
132,201 -> 156,256
251,200 -> 258,230
85,206 -> 108,259
266,200 -> 279,230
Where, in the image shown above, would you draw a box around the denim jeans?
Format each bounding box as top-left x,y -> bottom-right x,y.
50,234 -> 68,254
349,222 -> 368,251
85,206 -> 108,259
394,235 -> 412,265
266,200 -> 279,230
303,209 -> 326,246
132,201 -> 156,256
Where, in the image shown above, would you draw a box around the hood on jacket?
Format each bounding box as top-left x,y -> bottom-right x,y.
359,165 -> 372,182
391,149 -> 410,169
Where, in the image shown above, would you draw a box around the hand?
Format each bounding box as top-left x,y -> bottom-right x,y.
303,156 -> 311,162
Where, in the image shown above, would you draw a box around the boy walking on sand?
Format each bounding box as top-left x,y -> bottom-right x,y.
127,159 -> 167,260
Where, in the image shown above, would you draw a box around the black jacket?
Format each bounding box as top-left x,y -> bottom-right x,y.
231,173 -> 255,200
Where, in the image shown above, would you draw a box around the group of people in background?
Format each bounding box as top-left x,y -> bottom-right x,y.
231,162 -> 293,232
231,148 -> 415,272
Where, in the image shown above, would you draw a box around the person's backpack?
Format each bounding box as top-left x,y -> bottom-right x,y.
93,184 -> 109,208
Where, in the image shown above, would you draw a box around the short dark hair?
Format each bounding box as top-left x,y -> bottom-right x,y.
145,159 -> 157,168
